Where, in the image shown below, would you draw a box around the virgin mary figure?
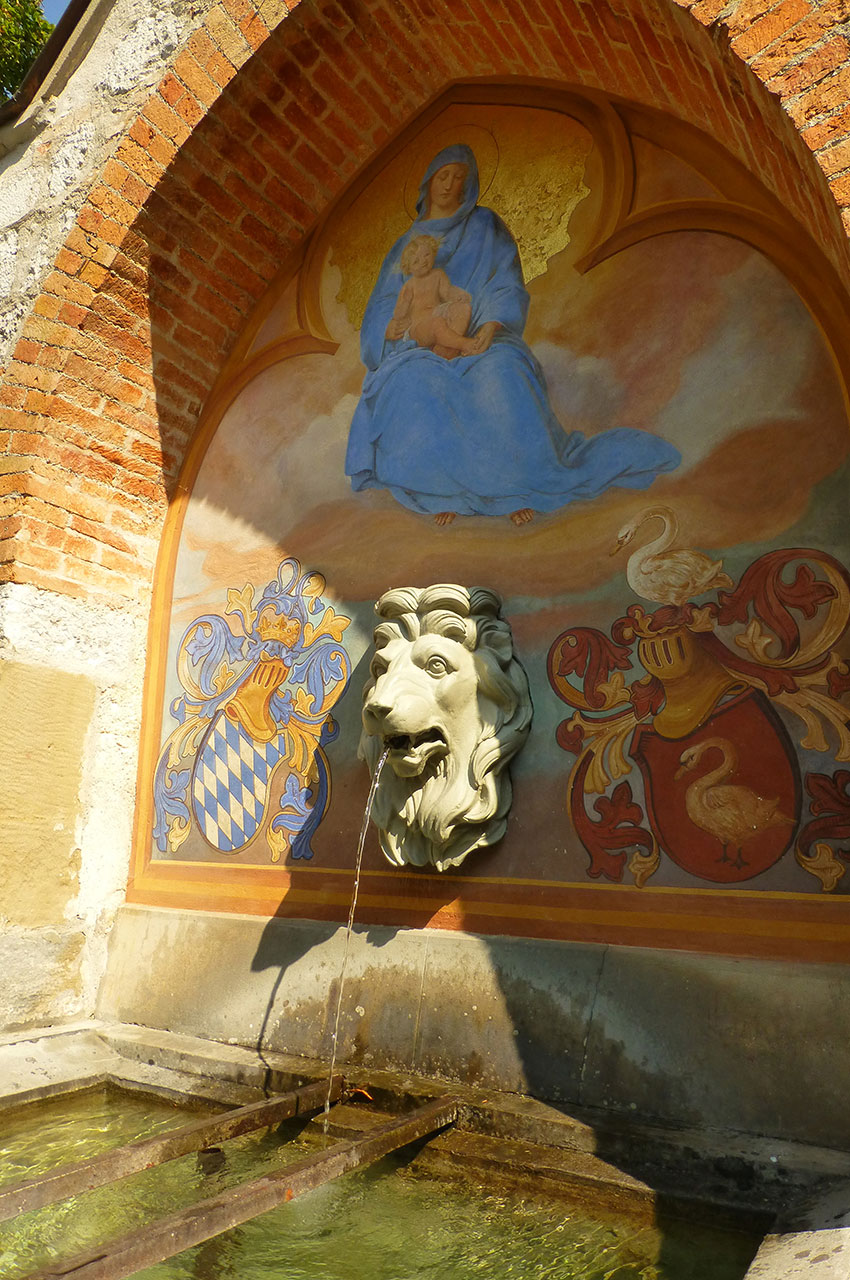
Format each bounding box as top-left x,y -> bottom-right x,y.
345,144 -> 681,523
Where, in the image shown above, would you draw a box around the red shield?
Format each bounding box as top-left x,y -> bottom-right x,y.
631,690 -> 801,883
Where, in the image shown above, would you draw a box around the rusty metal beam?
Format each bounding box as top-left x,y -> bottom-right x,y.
25,1095 -> 459,1280
1,1076 -> 342,1224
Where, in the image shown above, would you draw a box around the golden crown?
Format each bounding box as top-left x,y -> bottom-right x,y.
257,610 -> 301,645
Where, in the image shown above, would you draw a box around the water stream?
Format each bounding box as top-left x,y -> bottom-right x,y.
322,746 -> 389,1132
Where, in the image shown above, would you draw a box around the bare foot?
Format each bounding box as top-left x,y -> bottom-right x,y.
435,511 -> 457,526
510,508 -> 534,525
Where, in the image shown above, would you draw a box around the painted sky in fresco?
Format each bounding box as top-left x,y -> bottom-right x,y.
177,228 -> 847,621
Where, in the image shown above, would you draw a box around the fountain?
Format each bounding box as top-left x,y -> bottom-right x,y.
4,64 -> 850,1280
359,585 -> 532,871
0,575 -> 843,1276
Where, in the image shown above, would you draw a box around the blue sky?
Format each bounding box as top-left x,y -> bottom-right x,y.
42,0 -> 71,24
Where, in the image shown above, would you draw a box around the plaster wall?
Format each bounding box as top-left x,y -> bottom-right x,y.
0,583 -> 146,1028
0,0 -> 218,362
100,903 -> 850,1149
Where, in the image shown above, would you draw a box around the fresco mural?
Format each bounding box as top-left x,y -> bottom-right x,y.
137,92 -> 850,957
345,142 -> 680,523
548,538 -> 850,889
152,559 -> 350,864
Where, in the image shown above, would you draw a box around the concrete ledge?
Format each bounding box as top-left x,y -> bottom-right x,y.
98,904 -> 850,1149
3,1015 -> 850,1278
746,1184 -> 850,1279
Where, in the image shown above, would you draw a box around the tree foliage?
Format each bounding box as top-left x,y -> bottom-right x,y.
0,0 -> 54,103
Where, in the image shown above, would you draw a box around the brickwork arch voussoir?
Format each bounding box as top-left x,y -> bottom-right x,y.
3,0 -> 850,603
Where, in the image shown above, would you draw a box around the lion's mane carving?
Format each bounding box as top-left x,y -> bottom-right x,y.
360,585 -> 532,871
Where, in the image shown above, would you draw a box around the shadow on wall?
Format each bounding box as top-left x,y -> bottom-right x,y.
249,841 -> 844,1274
249,902 -> 779,1273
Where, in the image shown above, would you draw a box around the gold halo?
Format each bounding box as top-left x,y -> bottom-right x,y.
402,125 -> 500,220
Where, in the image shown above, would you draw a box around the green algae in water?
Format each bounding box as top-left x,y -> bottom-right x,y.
132,1159 -> 761,1280
0,1090 -> 321,1280
0,1089 -> 761,1280
0,1086 -> 220,1188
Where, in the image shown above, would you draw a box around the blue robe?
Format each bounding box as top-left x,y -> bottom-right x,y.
345,145 -> 681,516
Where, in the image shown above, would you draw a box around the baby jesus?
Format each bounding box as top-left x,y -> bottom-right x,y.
385,235 -> 486,359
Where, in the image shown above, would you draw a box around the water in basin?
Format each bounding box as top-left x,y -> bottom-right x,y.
0,1087 -> 762,1280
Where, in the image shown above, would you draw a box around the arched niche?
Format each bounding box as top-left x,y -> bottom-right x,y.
131,83 -> 850,963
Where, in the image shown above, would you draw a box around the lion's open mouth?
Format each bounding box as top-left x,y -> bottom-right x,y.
383,728 -> 447,776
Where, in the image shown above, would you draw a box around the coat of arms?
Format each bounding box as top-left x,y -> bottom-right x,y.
547,508 -> 850,890
153,558 -> 351,862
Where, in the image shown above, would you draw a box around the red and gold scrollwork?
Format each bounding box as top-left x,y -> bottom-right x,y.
548,543 -> 850,891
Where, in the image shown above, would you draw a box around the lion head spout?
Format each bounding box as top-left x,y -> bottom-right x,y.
360,585 -> 532,872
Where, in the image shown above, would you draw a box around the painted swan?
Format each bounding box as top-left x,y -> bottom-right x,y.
675,737 -> 794,868
612,506 -> 733,606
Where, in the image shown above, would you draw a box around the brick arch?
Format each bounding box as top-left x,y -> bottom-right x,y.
3,0 -> 850,603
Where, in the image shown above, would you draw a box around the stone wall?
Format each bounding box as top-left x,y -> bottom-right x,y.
2,0 -> 850,607
100,904 -> 850,1148
3,0 -> 850,1036
0,583 -> 145,1028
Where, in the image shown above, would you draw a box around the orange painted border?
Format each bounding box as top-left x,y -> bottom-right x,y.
126,863 -> 850,962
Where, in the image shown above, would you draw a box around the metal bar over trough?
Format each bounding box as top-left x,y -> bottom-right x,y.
1,1076 -> 342,1223
25,1095 -> 460,1280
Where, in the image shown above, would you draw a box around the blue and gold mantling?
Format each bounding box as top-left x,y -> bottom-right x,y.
153,558 -> 350,862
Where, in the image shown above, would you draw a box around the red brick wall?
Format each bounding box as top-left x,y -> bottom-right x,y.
2,0 -> 849,603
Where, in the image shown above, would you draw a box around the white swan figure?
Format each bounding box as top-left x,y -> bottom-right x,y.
611,506 -> 733,606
